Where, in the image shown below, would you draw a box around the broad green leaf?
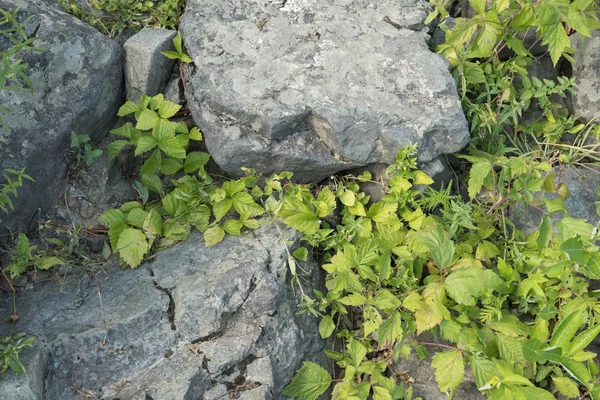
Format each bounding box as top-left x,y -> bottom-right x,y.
542,23 -> 571,66
377,312 -> 403,347
371,289 -> 401,313
184,151 -> 210,173
560,237 -> 588,265
444,267 -> 501,306
156,130 -> 186,159
339,293 -> 367,306
425,224 -> 455,269
316,187 -> 336,217
136,109 -> 160,130
212,198 -> 233,222
140,149 -> 162,176
496,333 -> 526,363
107,140 -> 128,161
158,100 -> 181,119
282,361 -> 332,400
293,247 -> 309,261
189,127 -> 202,141
367,202 -> 398,224
518,386 -> 557,400
279,197 -> 320,234
522,339 -> 562,363
413,170 -> 434,185
550,311 -> 585,350
348,338 -> 367,367
160,158 -> 183,175
37,256 -> 64,270
116,228 -> 149,268
232,192 -> 264,220
471,355 -> 502,389
319,315 -> 335,339
339,190 -> 356,207
141,174 -> 163,195
223,219 -> 243,236
117,101 -> 139,116
204,225 -> 225,247
135,135 -> 158,155
372,386 -> 393,400
432,350 -> 464,398
467,161 -> 491,199
143,209 -> 163,235
552,377 -> 579,398
469,0 -> 485,14
126,207 -> 148,228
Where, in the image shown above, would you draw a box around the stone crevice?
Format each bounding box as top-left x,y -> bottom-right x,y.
151,277 -> 177,331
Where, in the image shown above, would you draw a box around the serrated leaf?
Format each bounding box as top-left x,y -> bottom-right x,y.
232,192 -> 264,220
339,293 -> 367,306
184,152 -> 211,173
136,109 -> 160,130
371,289 -> 401,313
377,311 -> 403,347
425,224 -> 455,269
559,237 -> 588,265
204,225 -> 225,247
117,101 -> 139,116
160,158 -> 183,175
413,170 -> 434,185
537,215 -> 552,251
282,361 -> 332,400
279,197 -> 320,234
127,208 -> 148,228
37,256 -> 64,270
189,127 -> 203,141
116,228 -> 149,268
143,209 -> 162,235
444,267 -> 501,306
135,135 -> 158,155
467,162 -> 491,199
223,219 -> 243,236
348,338 -> 367,367
156,130 -> 186,159
212,198 -> 233,222
542,23 -> 571,66
471,356 -> 502,389
319,315 -> 335,339
522,339 -> 562,363
140,150 -> 162,176
339,190 -> 356,207
496,333 -> 526,363
432,350 -> 464,398
158,100 -> 181,119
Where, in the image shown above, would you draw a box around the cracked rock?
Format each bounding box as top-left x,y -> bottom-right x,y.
180,0 -> 469,182
0,223 -> 324,399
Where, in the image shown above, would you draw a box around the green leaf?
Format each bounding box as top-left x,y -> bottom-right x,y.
568,323 -> 600,356
537,215 -> 552,251
107,140 -> 129,161
143,209 -> 163,235
223,219 -> 243,236
552,377 -> 580,398
542,23 -> 571,66
348,338 -> 367,367
136,109 -> 160,130
470,356 -> 501,389
158,100 -> 181,119
316,187 -> 336,217
116,228 -> 149,268
372,386 -> 393,400
156,130 -> 186,159
339,190 -> 356,207
413,170 -> 434,185
140,150 -> 162,176
204,225 -> 225,247
173,31 -> 183,54
522,339 -> 562,363
319,315 -> 335,339
212,198 -> 233,222
135,135 -> 158,155
279,197 -> 320,234
432,350 -> 464,398
232,192 -> 264,220
141,174 -> 163,195
184,152 -> 211,173
371,289 -> 401,313
293,247 -> 309,261
377,311 -> 403,347
160,158 -> 183,175
339,293 -> 367,306
126,208 -> 148,228
281,361 -> 332,400
496,333 -> 526,363
117,101 -> 139,116
189,127 -> 203,141
467,161 -> 491,199
550,311 -> 585,350
561,358 -> 591,385
444,267 -> 501,306
37,256 -> 64,270
560,237 -> 588,265
425,224 -> 455,269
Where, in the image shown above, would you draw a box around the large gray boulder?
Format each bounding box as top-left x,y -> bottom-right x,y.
180,0 -> 469,182
0,223 -> 323,399
569,31 -> 600,123
0,0 -> 123,236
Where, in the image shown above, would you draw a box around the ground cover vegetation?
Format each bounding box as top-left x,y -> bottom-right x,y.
2,0 -> 600,398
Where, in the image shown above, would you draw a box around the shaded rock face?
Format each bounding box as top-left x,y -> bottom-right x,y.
0,224 -> 323,399
0,0 -> 123,236
180,0 -> 469,182
569,31 -> 600,123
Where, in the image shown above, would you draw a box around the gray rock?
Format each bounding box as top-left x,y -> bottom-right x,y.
510,166 -> 600,236
0,223 -> 324,399
0,340 -> 48,400
124,27 -> 177,101
180,0 -> 469,183
0,0 -> 123,237
569,31 -> 600,123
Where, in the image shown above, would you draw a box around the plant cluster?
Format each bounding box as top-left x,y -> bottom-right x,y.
58,0 -> 184,37
70,132 -> 103,167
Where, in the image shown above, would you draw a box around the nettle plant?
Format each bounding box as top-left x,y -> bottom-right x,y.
281,146 -> 600,399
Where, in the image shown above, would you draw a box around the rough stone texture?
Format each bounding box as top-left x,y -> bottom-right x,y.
510,166 -> 600,236
0,224 -> 323,399
180,0 -> 469,183
124,28 -> 177,101
0,341 -> 48,400
569,31 -> 600,123
0,0 -> 123,237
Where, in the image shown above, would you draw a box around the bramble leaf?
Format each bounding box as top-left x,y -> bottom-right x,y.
444,267 -> 501,306
116,228 -> 149,268
282,362 -> 332,400
432,350 -> 464,398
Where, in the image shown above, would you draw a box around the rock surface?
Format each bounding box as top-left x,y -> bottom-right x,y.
180,0 -> 469,182
124,27 -> 177,101
0,0 -> 123,237
569,31 -> 600,123
0,224 -> 323,399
